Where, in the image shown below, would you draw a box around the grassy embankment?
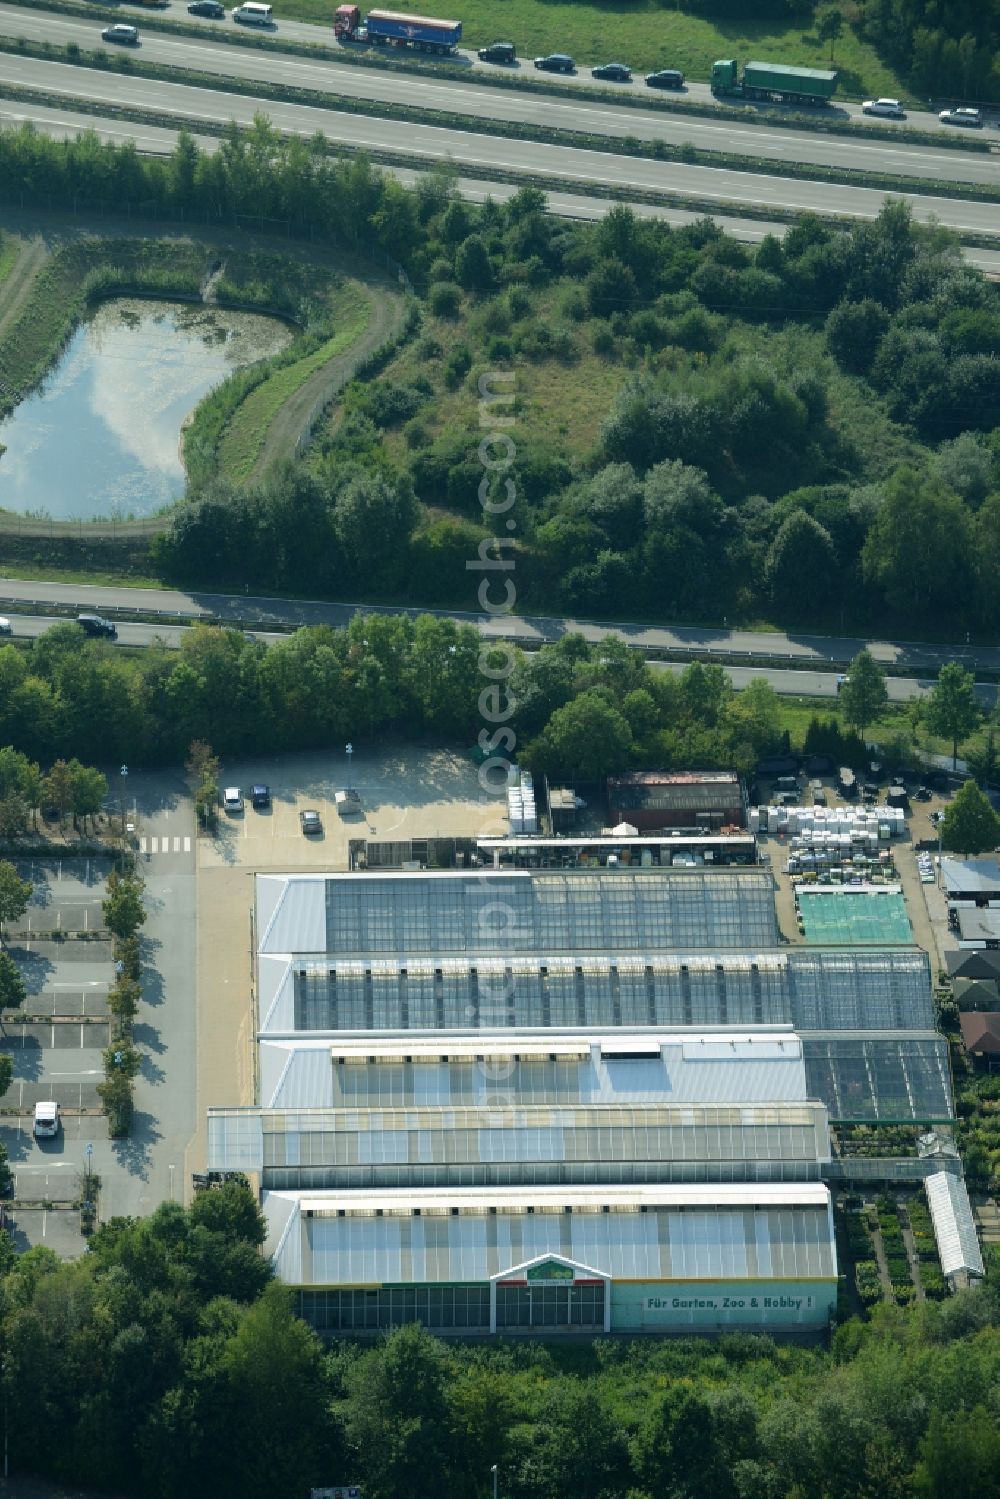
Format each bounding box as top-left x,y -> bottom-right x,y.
183,258 -> 372,486
274,0 -> 902,95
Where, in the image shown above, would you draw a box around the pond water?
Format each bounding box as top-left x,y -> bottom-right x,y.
0,298 -> 292,522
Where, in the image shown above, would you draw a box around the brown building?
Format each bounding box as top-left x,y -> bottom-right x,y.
607,771 -> 746,832
960,1011 -> 1000,1072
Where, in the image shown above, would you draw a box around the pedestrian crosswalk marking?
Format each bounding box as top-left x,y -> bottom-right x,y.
138,833 -> 194,857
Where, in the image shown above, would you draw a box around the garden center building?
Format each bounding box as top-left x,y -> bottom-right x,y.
207,869 -> 956,1336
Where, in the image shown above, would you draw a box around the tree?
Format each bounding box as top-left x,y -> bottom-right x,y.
0,1053 -> 12,1098
0,952 -> 26,1015
454,234 -> 493,292
102,874 -> 146,940
346,1324 -> 456,1499
0,861 -> 32,930
825,299 -> 889,375
816,6 -> 844,62
41,759 -> 75,824
68,761 -> 108,830
838,650 -> 888,738
765,510 -> 838,616
861,468 -> 975,623
925,663 -> 982,770
940,780 -> 1000,857
533,691 -> 633,780
966,725 -> 1000,789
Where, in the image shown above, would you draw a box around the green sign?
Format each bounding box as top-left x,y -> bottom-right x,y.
526,1260 -> 575,1283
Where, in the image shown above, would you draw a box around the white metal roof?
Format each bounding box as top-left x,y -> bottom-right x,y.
281,1182 -> 832,1214
925,1171 -> 985,1278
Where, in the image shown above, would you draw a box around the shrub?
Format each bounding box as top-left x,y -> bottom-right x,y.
428,281 -> 461,319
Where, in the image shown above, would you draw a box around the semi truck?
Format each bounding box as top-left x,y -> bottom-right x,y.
711,58 -> 838,106
334,6 -> 462,54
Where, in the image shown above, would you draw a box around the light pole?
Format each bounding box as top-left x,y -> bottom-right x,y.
84,1141 -> 93,1201
345,743 -> 353,791
491,1464 -> 498,1499
119,763 -> 128,832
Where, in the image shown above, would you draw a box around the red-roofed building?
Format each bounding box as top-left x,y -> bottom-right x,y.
960,1011 -> 1000,1072
607,771 -> 746,832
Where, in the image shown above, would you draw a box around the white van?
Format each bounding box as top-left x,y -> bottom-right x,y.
34,1102 -> 60,1139
233,2 -> 273,23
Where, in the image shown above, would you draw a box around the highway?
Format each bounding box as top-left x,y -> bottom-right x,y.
0,576 -> 993,673
2,608 -> 994,705
6,0 -> 992,139
4,53 -> 1000,239
7,96 -> 1000,273
1,2 -> 999,188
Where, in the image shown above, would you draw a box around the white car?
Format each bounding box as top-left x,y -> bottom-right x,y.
222,786 -> 243,813
33,1101 -> 60,1139
862,97 -> 905,118
939,107 -> 982,127
0,617 -> 11,635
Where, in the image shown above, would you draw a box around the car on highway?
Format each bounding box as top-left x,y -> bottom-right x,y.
188,0 -> 226,13
250,783 -> 271,810
862,97 -> 905,118
77,613 -> 117,638
939,106 -> 982,127
477,41 -> 515,64
534,53 -> 575,73
645,68 -> 684,89
33,1102 -> 60,1140
222,786 -> 243,814
101,22 -> 139,43
0,617 -> 11,635
300,808 -> 322,835
591,62 -> 632,82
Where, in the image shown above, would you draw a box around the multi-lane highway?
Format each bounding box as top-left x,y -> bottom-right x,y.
2,3 -> 998,187
4,50 -> 1000,238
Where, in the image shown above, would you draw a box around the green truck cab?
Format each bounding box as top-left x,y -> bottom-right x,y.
711,58 -> 837,105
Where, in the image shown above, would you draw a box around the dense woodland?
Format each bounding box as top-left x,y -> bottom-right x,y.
0,1181 -> 996,1499
2,125 -> 999,639
859,0 -> 1000,101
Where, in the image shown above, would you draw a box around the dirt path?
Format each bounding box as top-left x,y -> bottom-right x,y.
0,232 -> 49,352
247,273 -> 407,482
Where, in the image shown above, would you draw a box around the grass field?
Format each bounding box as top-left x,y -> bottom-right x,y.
0,232 -> 20,291
216,295 -> 370,482
278,0 -> 903,97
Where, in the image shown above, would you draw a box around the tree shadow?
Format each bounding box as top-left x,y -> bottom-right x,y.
1,1034 -> 44,1083
111,1110 -> 162,1179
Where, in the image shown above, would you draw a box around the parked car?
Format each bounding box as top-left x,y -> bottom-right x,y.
300,808 -> 322,835
77,613 -> 117,638
645,68 -> 684,89
591,62 -> 631,82
913,786 -> 933,801
33,1101 -> 60,1139
250,784 -> 271,810
477,41 -> 515,63
862,97 -> 905,117
533,53 -> 574,72
939,107 -> 982,127
222,786 -> 243,814
188,0 -> 225,13
101,22 -> 139,42
0,617 -> 11,635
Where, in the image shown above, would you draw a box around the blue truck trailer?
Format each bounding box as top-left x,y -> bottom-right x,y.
335,5 -> 462,53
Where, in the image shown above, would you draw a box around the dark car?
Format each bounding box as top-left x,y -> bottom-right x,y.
101,23 -> 139,43
478,41 -> 515,63
534,53 -> 575,72
299,809 -> 322,835
250,784 -> 271,810
591,62 -> 632,82
645,68 -> 684,89
77,613 -> 117,638
188,0 -> 226,13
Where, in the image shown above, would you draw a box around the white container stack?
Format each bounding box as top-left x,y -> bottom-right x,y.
507,769 -> 538,835
755,804 -> 904,840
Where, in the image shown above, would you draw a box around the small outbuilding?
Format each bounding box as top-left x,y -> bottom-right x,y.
960,1011 -> 1000,1071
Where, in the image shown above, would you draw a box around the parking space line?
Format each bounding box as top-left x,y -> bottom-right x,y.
184,835 -> 192,852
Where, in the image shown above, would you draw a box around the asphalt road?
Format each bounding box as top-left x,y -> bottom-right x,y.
6,97 -> 1000,275
4,51 -> 1000,240
3,4 -> 999,188
9,0 -> 994,139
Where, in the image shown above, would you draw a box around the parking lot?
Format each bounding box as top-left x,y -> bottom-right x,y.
0,863 -> 117,1251
199,746 -> 505,871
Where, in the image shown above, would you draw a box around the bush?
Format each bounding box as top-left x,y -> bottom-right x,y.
428,281 -> 461,319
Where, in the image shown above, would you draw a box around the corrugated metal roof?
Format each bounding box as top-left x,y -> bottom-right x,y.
263,1184 -> 836,1288
259,875 -> 327,955
925,1171 -> 985,1277
940,857 -> 1000,895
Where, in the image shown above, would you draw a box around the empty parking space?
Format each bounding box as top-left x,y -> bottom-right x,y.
4,1204 -> 87,1258
8,856 -> 115,935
